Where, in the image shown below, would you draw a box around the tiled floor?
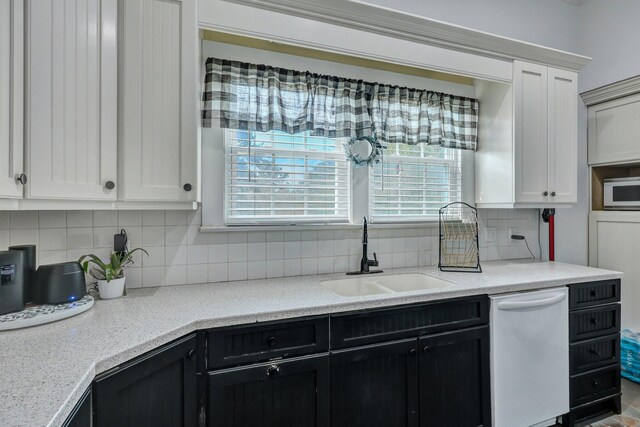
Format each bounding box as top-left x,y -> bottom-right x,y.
579,379 -> 640,427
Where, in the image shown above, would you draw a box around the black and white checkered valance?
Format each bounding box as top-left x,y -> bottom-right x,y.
202,58 -> 479,151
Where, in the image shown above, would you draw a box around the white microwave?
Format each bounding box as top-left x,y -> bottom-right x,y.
604,177 -> 640,209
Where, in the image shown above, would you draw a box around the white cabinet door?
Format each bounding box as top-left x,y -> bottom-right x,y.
589,212 -> 640,331
547,68 -> 577,204
25,0 -> 118,200
514,61 -> 549,204
588,93 -> 640,166
0,0 -> 23,199
119,0 -> 198,202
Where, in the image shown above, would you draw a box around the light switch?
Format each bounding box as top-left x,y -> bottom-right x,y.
484,227 -> 497,243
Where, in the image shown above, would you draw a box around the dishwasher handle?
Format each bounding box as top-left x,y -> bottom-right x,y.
497,292 -> 566,310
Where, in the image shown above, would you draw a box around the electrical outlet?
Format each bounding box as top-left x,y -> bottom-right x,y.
484,227 -> 497,243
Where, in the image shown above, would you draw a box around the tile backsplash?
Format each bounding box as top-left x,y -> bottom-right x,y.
0,208 -> 540,289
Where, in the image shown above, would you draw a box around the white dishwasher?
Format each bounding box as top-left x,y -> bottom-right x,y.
490,287 -> 569,427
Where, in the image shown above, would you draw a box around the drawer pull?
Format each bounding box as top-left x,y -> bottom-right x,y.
590,290 -> 598,298
423,346 -> 430,353
267,336 -> 277,347
409,348 -> 417,356
592,379 -> 599,387
589,349 -> 600,357
590,317 -> 598,326
267,364 -> 280,377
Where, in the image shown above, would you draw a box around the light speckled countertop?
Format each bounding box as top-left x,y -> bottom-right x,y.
0,260 -> 622,427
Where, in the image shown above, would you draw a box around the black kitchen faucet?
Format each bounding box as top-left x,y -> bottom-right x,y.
347,217 -> 383,275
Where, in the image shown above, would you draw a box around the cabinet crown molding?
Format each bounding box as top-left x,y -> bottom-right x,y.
581,75 -> 640,106
222,0 -> 591,71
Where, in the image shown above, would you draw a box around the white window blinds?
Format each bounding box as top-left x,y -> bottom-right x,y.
369,144 -> 461,222
224,130 -> 350,225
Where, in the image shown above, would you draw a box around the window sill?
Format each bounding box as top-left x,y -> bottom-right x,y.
199,222 -> 439,233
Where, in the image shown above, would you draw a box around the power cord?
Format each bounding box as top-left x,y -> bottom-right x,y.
511,234 -> 536,260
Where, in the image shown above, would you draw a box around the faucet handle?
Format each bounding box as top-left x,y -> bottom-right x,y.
371,252 -> 379,266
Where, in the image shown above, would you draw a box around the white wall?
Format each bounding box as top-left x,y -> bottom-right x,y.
362,0 -> 580,53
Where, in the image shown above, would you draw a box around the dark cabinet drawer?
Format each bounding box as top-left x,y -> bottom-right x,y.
207,317 -> 329,369
569,280 -> 620,309
570,365 -> 621,408
570,334 -> 620,375
570,304 -> 621,342
330,296 -> 488,349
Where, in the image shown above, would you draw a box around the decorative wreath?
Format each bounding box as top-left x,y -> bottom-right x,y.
344,135 -> 386,167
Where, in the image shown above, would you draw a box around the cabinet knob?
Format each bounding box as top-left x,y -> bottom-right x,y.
266,336 -> 277,347
409,348 -> 417,356
267,364 -> 280,377
187,349 -> 196,359
590,317 -> 598,326
589,349 -> 600,357
423,346 -> 430,353
105,180 -> 115,190
590,290 -> 598,298
15,174 -> 27,185
543,191 -> 549,196
592,379 -> 599,387
183,183 -> 192,192
551,191 -> 556,197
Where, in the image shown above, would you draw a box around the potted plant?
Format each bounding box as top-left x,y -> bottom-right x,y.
79,249 -> 148,299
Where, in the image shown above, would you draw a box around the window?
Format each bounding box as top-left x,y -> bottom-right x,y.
224,129 -> 350,225
369,144 -> 461,222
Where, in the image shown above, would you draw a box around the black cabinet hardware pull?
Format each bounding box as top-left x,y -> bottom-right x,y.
589,349 -> 600,357
543,191 -> 549,196
183,183 -> 192,192
590,317 -> 598,326
105,180 -> 115,190
409,348 -> 417,356
187,349 -> 196,359
592,379 -> 599,387
267,336 -> 277,347
267,364 -> 280,377
590,290 -> 597,297
551,191 -> 556,197
423,346 -> 430,352
15,173 -> 27,185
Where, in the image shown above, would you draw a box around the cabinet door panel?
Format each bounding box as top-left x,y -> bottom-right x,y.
548,68 -> 577,203
119,0 -> 198,201
208,354 -> 329,427
514,61 -> 548,204
0,0 -> 23,198
26,0 -> 117,200
419,326 -> 491,427
588,93 -> 640,166
331,339 -> 419,427
93,334 -> 197,427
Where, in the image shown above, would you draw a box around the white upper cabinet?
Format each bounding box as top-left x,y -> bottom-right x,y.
475,61 -> 577,207
547,68 -> 578,203
0,0 -> 24,199
118,0 -> 199,202
25,0 -> 118,200
514,61 -> 549,204
587,93 -> 640,166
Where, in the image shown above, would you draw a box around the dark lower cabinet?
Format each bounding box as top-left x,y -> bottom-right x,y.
207,354 -> 329,427
419,326 -> 491,427
331,339 -> 419,427
330,327 -> 490,427
93,334 -> 197,427
63,386 -> 92,427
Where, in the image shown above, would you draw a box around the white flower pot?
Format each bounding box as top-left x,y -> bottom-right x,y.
97,277 -> 126,300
